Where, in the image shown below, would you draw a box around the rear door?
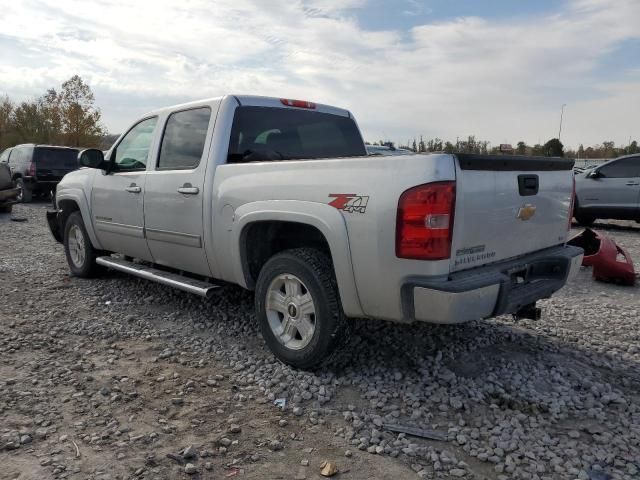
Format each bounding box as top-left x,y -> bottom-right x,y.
92,116 -> 158,261
578,156 -> 640,218
450,155 -> 574,272
143,105 -> 217,277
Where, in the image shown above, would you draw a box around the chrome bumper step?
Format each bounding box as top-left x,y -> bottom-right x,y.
96,256 -> 220,298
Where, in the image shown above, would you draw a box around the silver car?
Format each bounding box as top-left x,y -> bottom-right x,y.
574,154 -> 640,225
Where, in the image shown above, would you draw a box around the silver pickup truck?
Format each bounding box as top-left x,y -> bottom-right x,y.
47,95 -> 583,368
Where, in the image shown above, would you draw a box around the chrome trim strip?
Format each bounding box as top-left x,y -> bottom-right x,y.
95,220 -> 144,238
145,228 -> 202,248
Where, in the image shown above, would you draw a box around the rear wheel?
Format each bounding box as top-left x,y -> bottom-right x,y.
64,211 -> 103,278
255,248 -> 347,370
15,178 -> 32,203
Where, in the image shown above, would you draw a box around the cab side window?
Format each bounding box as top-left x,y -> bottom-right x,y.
157,107 -> 211,170
113,117 -> 158,171
10,147 -> 27,166
598,157 -> 640,178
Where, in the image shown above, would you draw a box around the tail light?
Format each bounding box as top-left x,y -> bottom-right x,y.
396,181 -> 456,260
568,175 -> 576,230
28,162 -> 36,176
280,98 -> 316,109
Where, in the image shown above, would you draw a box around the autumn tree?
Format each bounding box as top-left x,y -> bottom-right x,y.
58,75 -> 105,147
0,75 -> 106,150
516,141 -> 527,155
11,101 -> 50,144
0,96 -> 14,148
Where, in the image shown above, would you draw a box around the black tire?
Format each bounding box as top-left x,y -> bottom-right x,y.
63,211 -> 103,278
573,197 -> 595,226
0,204 -> 12,214
574,213 -> 595,226
255,248 -> 348,370
16,178 -> 32,203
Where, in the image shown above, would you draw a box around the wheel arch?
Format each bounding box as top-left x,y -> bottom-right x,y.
56,189 -> 103,250
230,201 -> 364,318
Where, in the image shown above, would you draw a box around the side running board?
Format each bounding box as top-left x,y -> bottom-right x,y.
96,256 -> 220,298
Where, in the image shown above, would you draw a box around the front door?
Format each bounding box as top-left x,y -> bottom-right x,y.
92,116 -> 159,261
580,156 -> 640,218
143,106 -> 214,277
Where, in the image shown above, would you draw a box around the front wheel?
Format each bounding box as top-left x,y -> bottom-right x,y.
255,248 -> 348,370
64,211 -> 103,277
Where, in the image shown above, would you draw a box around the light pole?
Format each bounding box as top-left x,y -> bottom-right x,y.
558,104 -> 567,141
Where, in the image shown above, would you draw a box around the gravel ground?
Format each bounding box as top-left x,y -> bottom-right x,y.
1,202 -> 639,480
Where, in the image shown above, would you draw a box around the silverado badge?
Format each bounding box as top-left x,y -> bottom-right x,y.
517,204 -> 537,221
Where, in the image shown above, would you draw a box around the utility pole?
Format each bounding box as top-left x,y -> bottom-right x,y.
558,104 -> 567,141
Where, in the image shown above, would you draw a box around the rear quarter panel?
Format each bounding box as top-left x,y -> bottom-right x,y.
211,153 -> 456,321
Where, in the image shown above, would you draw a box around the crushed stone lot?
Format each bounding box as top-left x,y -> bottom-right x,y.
1,202 -> 639,480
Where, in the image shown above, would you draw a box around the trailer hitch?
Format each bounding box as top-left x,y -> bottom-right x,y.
513,303 -> 541,321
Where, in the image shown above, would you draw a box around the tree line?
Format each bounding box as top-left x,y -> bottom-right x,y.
0,75 -> 105,150
386,135 -> 639,159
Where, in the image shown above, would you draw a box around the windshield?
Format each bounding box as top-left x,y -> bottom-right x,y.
227,106 -> 366,163
33,147 -> 79,170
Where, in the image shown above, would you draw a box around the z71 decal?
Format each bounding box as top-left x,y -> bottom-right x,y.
328,193 -> 369,214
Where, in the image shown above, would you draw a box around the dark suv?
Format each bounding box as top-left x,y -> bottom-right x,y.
0,144 -> 79,202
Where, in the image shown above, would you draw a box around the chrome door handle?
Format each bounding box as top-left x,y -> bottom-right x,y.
177,186 -> 199,195
125,186 -> 142,193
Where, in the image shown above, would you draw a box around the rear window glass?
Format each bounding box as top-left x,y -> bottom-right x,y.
227,106 -> 366,163
33,148 -> 78,169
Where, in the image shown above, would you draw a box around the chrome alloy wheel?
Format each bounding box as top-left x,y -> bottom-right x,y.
67,224 -> 86,268
265,273 -> 316,350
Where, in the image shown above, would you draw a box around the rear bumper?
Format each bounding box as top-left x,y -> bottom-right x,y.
404,245 -> 584,324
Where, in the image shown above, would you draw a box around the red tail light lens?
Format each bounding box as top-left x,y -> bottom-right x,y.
396,182 -> 456,260
28,162 -> 36,176
280,98 -> 316,109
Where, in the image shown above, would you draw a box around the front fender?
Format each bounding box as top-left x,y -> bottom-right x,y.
230,200 -> 364,318
56,187 -> 103,250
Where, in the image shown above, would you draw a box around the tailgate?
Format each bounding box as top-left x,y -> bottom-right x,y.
450,154 -> 575,272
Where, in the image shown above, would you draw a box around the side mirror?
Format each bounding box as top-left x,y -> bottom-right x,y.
78,149 -> 109,171
587,169 -> 601,179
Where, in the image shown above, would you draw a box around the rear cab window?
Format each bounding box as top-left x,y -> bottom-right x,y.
227,106 -> 366,163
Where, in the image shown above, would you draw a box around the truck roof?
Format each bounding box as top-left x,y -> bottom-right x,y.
144,95 -> 352,119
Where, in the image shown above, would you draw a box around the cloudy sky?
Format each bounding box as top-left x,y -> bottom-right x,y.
1,0 -> 639,149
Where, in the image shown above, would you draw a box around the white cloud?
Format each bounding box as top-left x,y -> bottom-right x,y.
0,0 -> 639,148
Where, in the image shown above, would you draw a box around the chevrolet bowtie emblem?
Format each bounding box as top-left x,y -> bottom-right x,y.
517,204 -> 537,221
